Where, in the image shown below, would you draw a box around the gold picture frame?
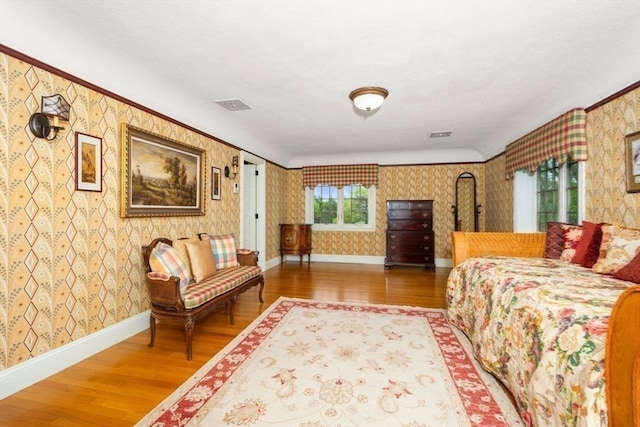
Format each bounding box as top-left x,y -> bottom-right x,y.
75,132 -> 102,192
625,130 -> 640,193
120,123 -> 205,217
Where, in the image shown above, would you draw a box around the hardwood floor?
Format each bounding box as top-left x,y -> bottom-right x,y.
0,262 -> 451,426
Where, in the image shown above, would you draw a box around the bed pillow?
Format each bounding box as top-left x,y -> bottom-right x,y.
592,225 -> 640,275
544,222 -> 582,261
148,242 -> 191,293
613,251 -> 640,284
185,239 -> 217,282
202,233 -> 239,269
571,221 -> 601,264
559,224 -> 583,262
581,223 -> 606,268
544,222 -> 566,259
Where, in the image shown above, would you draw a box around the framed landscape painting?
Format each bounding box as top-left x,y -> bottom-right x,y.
120,124 -> 205,217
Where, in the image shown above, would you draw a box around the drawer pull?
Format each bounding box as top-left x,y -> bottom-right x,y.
423,246 -> 430,251
423,235 -> 431,241
421,223 -> 429,228
390,235 -> 397,239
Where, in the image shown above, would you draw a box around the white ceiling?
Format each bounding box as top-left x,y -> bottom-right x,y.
2,1 -> 639,168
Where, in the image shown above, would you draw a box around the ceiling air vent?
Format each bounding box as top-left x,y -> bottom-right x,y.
215,99 -> 252,111
430,131 -> 452,138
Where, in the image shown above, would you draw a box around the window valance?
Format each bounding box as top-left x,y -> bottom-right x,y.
302,164 -> 378,188
505,108 -> 587,179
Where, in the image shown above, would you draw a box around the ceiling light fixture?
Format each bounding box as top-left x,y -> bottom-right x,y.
349,86 -> 388,111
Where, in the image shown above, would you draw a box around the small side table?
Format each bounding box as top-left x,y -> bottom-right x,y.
280,224 -> 312,265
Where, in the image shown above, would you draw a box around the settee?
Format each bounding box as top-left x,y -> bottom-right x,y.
447,230 -> 640,427
142,234 -> 264,360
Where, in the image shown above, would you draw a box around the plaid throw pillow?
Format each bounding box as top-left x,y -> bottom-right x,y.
149,242 -> 191,293
204,234 -> 239,269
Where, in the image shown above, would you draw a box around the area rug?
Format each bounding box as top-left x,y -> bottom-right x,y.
137,297 -> 523,427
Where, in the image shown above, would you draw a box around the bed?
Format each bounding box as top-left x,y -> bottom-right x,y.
447,231 -> 640,427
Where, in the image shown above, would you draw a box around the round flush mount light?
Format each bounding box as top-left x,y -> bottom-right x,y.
349,86 -> 389,111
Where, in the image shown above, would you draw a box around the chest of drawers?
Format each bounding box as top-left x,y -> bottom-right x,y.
384,200 -> 435,269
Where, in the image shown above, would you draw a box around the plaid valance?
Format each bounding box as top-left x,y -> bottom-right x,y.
302,164 -> 378,188
505,108 -> 587,179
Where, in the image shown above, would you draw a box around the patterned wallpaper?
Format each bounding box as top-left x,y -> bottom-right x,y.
484,154 -> 513,231
265,162 -> 288,260
585,87 -> 639,228
0,53 -> 242,369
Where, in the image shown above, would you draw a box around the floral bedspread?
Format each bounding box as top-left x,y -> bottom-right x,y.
446,256 -> 635,427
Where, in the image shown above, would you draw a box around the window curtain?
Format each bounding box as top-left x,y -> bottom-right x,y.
505,108 -> 587,179
302,164 -> 378,188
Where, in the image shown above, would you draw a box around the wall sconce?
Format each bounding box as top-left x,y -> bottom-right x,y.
28,94 -> 71,140
224,155 -> 239,179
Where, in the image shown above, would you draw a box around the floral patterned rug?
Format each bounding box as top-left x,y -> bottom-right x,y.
137,297 -> 523,427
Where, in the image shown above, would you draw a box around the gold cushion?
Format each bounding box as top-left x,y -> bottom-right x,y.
185,239 -> 217,283
172,236 -> 201,278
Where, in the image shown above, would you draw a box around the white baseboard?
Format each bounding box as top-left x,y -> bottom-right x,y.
0,310 -> 150,399
269,254 -> 453,268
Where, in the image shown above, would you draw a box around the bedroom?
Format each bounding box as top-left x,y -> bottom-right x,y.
0,1 -> 639,424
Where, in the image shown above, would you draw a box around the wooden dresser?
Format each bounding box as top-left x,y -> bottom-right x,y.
279,224 -> 312,265
384,200 -> 435,269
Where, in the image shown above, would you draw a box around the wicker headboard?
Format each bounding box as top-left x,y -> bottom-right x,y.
451,231 -> 546,266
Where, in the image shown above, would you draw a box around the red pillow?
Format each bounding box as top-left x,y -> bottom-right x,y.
614,251 -> 640,284
544,222 -> 582,261
571,221 -> 598,264
581,223 -> 605,268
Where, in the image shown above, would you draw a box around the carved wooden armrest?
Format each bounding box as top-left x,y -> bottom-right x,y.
145,272 -> 185,310
237,249 -> 259,266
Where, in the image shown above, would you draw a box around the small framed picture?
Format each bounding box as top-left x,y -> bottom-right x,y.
211,166 -> 221,200
625,130 -> 640,193
75,132 -> 102,192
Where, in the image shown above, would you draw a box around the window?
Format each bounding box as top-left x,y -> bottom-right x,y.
513,159 -> 583,232
305,184 -> 376,231
536,159 -> 559,230
535,158 -> 580,231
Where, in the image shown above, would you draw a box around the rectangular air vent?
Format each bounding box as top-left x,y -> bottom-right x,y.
430,131 -> 452,138
215,99 -> 252,111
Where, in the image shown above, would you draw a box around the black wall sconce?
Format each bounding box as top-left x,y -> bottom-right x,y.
29,94 -> 71,140
224,155 -> 239,179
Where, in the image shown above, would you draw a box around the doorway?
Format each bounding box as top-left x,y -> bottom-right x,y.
240,152 -> 266,267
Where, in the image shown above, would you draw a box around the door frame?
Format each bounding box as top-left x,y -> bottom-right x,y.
239,151 -> 266,268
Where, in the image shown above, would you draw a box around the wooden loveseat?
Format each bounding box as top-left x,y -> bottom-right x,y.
449,231 -> 640,427
142,234 -> 264,360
